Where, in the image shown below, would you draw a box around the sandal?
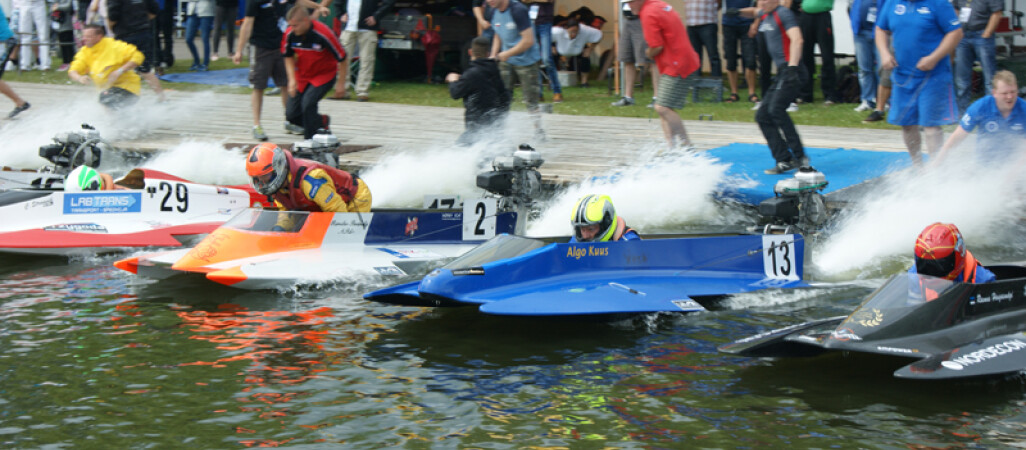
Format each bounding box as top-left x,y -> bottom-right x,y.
748,93 -> 760,103
726,93 -> 740,103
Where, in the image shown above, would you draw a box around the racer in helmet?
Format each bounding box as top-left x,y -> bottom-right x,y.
569,194 -> 640,243
246,143 -> 371,214
910,222 -> 995,283
64,165 -> 122,191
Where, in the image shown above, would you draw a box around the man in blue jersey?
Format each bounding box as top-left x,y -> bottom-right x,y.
935,70 -> 1026,163
569,194 -> 640,243
0,4 -> 29,118
875,0 -> 963,165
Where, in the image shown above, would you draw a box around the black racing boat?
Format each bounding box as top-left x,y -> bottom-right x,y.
720,264 -> 1026,380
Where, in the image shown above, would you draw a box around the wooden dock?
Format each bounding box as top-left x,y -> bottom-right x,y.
9,81 -> 906,185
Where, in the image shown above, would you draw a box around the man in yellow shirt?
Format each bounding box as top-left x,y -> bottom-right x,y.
68,24 -> 145,109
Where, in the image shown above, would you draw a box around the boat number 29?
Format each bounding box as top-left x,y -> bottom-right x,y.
762,235 -> 798,280
157,182 -> 188,213
462,198 -> 497,240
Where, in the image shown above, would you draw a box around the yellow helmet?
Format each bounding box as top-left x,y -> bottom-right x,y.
571,194 -> 617,242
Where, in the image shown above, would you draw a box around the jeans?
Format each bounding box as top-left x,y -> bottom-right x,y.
535,23 -> 560,94
687,23 -> 721,77
853,29 -> 878,104
286,78 -> 335,139
185,15 -> 214,66
799,11 -> 836,102
955,30 -> 998,113
757,66 -> 808,163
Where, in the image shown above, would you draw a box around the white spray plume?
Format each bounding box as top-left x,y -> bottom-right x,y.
141,140 -> 251,185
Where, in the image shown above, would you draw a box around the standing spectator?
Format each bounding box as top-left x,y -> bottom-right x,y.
333,0 -> 394,102
850,0 -> 882,112
626,0 -> 699,149
233,0 -> 288,140
735,0 -> 809,173
52,0 -> 75,71
876,0 -> 962,164
0,3 -> 30,117
472,0 -> 493,39
87,0 -> 113,35
488,0 -> 544,138
211,0 -> 239,61
183,0 -> 215,71
723,0 -> 758,103
155,0 -> 176,68
611,0 -> 659,107
936,71 -> 1026,162
685,0 -> 722,78
524,0 -> 559,102
69,24 -> 146,108
446,35 -> 510,145
551,18 -> 603,88
797,0 -> 838,104
108,0 -> 166,100
283,6 -> 345,139
952,0 -> 1003,114
19,0 -> 49,70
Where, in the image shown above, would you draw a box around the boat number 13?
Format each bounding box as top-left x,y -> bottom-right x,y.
761,235 -> 798,280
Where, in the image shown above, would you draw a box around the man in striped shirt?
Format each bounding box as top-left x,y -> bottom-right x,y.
283,6 -> 346,139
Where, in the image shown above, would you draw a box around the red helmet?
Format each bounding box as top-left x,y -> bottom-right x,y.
914,223 -> 966,280
246,143 -> 289,195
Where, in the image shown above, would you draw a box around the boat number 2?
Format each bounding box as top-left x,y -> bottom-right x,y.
761,235 -> 798,280
158,182 -> 188,213
462,198 -> 497,240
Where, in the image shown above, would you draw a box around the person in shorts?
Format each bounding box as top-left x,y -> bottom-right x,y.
625,0 -> 699,149
611,0 -> 659,107
722,0 -> 758,103
233,0 -> 290,141
0,4 -> 29,118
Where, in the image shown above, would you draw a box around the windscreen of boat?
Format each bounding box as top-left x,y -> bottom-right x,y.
222,209 -> 310,233
443,234 -> 548,270
845,273 -> 958,327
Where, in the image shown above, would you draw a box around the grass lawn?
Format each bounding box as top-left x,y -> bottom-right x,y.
8,59 -> 907,130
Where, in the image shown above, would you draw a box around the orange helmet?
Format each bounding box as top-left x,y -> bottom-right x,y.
914,223 -> 966,280
246,143 -> 289,195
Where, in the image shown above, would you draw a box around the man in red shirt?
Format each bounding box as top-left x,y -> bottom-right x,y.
283,7 -> 346,139
625,0 -> 700,150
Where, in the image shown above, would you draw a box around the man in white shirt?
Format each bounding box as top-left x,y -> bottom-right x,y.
551,18 -> 603,88
333,0 -> 394,101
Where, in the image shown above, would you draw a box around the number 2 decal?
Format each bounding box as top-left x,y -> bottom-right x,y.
158,182 -> 189,213
762,235 -> 799,281
462,198 -> 497,240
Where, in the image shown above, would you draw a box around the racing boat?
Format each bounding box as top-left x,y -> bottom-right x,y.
719,265 -> 1026,380
114,201 -> 522,289
364,233 -> 808,319
0,168 -> 271,255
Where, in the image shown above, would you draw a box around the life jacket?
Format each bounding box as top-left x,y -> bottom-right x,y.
612,217 -> 639,241
272,152 -> 357,212
922,250 -> 982,301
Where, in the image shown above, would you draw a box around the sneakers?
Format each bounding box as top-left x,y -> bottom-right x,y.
786,103 -> 799,112
611,97 -> 635,106
284,122 -> 304,134
357,94 -> 369,102
647,98 -> 656,109
751,101 -> 761,111
266,87 -> 282,95
552,93 -> 563,103
853,100 -> 873,112
8,102 -> 29,119
764,160 -> 798,175
797,156 -> 811,170
252,125 -> 268,141
823,99 -> 836,106
57,63 -> 69,72
863,110 -> 885,122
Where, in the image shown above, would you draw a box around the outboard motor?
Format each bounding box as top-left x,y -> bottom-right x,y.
292,132 -> 340,167
37,124 -> 106,171
758,167 -> 829,234
476,144 -> 544,234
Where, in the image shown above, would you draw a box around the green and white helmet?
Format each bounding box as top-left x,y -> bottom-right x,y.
65,165 -> 103,192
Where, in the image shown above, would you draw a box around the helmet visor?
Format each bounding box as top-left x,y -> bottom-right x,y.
916,253 -> 957,279
252,172 -> 278,194
574,224 -> 602,242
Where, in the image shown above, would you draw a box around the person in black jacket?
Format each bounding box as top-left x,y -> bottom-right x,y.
108,0 -> 165,100
330,0 -> 395,101
446,36 -> 511,146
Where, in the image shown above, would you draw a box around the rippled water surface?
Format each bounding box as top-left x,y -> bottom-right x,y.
3,249 -> 1026,448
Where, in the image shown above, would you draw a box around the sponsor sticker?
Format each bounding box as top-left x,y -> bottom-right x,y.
63,192 -> 141,214
671,299 -> 701,310
374,266 -> 405,276
24,197 -> 54,209
940,339 -> 1026,371
852,308 -> 884,327
876,346 -> 918,354
830,328 -> 862,342
43,223 -> 108,233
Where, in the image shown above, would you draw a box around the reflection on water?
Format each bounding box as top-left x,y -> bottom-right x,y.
1,259 -> 1026,447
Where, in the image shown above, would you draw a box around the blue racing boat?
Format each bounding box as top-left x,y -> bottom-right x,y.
364,233 -> 808,319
